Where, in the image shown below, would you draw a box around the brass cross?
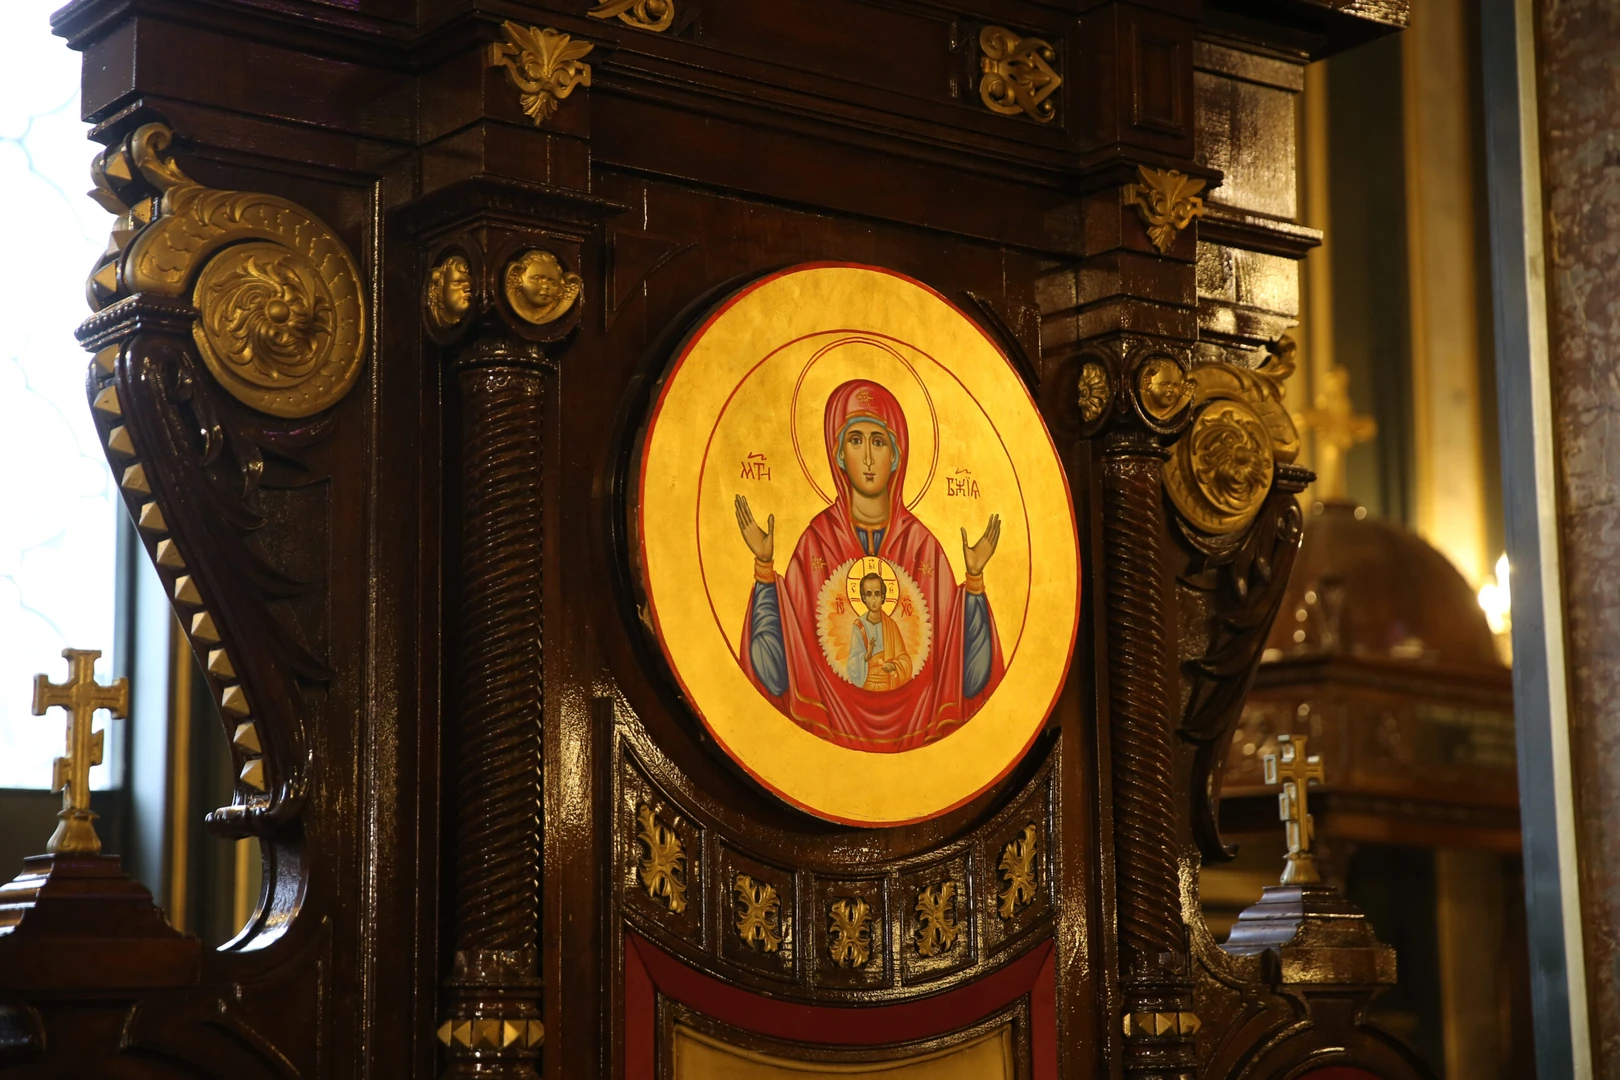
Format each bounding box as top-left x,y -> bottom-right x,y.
32,648 -> 129,856
1263,733 -> 1326,885
1297,364 -> 1376,502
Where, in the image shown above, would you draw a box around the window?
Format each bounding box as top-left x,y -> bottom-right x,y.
0,1 -> 122,789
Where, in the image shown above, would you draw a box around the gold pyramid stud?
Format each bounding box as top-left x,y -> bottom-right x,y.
92,385 -> 122,417
471,1018 -> 502,1049
91,262 -> 119,298
221,685 -> 251,716
121,464 -> 150,495
191,611 -> 221,645
501,1020 -> 524,1047
451,1020 -> 473,1047
207,649 -> 236,678
155,539 -> 186,569
106,426 -> 135,457
93,345 -> 119,376
137,502 -> 166,533
1178,1011 -> 1201,1035
102,149 -> 132,183
239,759 -> 265,791
436,1020 -> 453,1046
173,575 -> 202,605
233,722 -> 262,754
525,1019 -> 546,1047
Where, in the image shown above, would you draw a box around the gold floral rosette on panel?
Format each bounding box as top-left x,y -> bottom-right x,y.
93,123 -> 366,419
1163,340 -> 1299,536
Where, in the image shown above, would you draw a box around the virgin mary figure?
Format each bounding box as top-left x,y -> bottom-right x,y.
733,379 -> 1004,753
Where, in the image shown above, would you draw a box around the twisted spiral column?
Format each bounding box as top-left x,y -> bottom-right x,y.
1102,434 -> 1193,1079
442,347 -> 547,1079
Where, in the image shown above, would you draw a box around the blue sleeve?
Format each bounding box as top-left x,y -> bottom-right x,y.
963,592 -> 992,698
749,580 -> 789,697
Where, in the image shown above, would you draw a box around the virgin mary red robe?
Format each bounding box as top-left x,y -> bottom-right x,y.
739,379 -> 1004,752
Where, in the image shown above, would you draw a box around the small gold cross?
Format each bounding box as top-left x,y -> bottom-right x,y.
1263,733 -> 1326,885
32,648 -> 130,856
1297,364 -> 1376,502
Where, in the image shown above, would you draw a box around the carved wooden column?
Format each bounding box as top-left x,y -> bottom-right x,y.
414,183 -> 598,1076
1100,427 -> 1192,1070
441,337 -> 549,1077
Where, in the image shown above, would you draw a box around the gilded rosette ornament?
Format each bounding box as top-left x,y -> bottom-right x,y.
87,123 -> 366,418
1125,165 -> 1207,254
488,22 -> 594,125
589,0 -> 674,33
1164,338 -> 1299,536
978,26 -> 1062,123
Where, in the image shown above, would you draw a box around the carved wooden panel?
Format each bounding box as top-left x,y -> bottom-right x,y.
5,3 -> 1431,1079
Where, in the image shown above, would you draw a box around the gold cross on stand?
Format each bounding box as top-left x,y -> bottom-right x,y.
1297,364 -> 1376,502
1263,733 -> 1326,885
32,648 -> 130,857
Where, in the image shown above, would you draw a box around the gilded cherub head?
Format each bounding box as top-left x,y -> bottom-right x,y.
426,254 -> 472,329
504,249 -> 582,326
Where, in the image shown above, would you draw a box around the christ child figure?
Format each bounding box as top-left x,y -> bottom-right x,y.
732,378 -> 1006,753
847,572 -> 913,692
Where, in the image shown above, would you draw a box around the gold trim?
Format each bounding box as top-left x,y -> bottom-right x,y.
589,0 -> 674,32
436,1017 -> 545,1049
168,618 -> 193,930
487,22 -> 594,126
978,26 -> 1061,122
1125,165 -> 1207,254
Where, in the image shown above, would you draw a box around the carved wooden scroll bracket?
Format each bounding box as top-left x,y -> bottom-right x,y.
1162,337 -> 1310,863
77,122 -> 365,840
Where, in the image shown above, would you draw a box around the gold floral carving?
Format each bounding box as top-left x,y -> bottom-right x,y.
1077,362 -> 1109,423
1125,165 -> 1208,254
914,881 -> 960,958
978,27 -> 1062,123
827,896 -> 874,968
90,124 -> 366,418
504,249 -> 583,325
488,22 -> 594,126
635,804 -> 688,915
426,254 -> 473,329
1164,337 -> 1300,536
589,0 -> 674,33
997,824 -> 1039,920
734,873 -> 784,953
1137,356 -> 1191,422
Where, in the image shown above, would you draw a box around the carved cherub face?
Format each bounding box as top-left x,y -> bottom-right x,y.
517,254 -> 561,308
503,249 -> 581,326
444,258 -> 471,317
428,254 -> 472,328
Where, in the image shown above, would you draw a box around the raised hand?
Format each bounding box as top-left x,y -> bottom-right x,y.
734,494 -> 775,563
961,513 -> 1001,578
